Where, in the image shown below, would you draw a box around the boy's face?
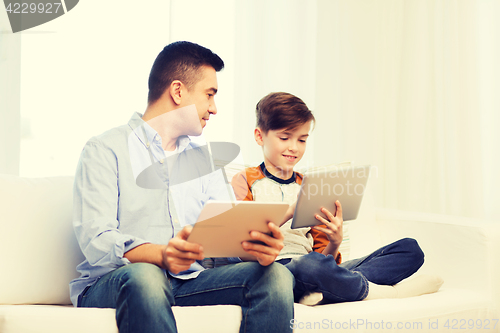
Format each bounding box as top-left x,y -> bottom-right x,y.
255,121 -> 312,180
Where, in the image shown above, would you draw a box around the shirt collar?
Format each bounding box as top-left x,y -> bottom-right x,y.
259,162 -> 297,185
128,112 -> 192,152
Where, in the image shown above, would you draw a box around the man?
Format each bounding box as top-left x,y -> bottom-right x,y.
70,41 -> 294,333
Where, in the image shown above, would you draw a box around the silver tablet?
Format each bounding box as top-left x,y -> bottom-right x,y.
187,201 -> 289,258
290,165 -> 371,229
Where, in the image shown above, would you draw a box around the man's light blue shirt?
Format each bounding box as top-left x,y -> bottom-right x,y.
70,113 -> 236,306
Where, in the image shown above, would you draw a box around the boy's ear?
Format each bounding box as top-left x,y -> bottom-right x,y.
169,80 -> 183,105
254,128 -> 264,146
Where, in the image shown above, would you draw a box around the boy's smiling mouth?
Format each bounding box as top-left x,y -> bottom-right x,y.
283,154 -> 297,161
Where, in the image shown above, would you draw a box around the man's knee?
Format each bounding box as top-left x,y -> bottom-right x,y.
242,262 -> 294,295
119,263 -> 173,304
258,263 -> 295,303
265,262 -> 294,285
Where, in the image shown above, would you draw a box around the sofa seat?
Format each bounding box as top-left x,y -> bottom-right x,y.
0,304 -> 241,333
294,288 -> 497,332
0,288 -> 496,333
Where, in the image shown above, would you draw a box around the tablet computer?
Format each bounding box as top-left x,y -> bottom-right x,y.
290,165 -> 371,229
187,201 -> 289,258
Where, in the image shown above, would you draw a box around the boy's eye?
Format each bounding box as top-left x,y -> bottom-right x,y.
280,138 -> 288,141
299,140 -> 306,143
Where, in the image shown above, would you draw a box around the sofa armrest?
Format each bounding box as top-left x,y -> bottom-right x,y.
375,208 -> 500,309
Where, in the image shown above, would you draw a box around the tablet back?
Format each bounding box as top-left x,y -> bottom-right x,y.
291,165 -> 371,229
187,201 -> 289,257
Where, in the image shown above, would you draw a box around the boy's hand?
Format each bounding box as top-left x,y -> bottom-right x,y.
241,222 -> 284,266
312,200 -> 343,248
163,225 -> 204,274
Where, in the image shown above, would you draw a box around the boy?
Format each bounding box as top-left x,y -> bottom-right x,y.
232,92 -> 443,304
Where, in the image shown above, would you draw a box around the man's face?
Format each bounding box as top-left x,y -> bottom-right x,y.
257,121 -> 312,179
182,65 -> 218,134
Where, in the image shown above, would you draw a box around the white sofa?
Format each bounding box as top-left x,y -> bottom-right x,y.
1,173 -> 499,333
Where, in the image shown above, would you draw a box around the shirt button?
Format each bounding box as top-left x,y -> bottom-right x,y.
146,142 -> 150,148
160,159 -> 164,164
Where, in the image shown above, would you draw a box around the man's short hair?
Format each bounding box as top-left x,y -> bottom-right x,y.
256,92 -> 315,133
147,41 -> 224,104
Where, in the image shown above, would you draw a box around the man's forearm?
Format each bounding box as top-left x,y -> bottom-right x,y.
124,243 -> 167,269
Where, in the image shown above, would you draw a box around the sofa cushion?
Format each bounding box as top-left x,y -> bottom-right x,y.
0,175 -> 83,305
0,304 -> 242,333
293,289 -> 498,333
0,289 -> 496,333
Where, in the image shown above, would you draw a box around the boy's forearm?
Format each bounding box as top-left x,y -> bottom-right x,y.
322,242 -> 340,259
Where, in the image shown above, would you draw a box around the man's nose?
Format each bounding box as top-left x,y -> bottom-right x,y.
209,101 -> 217,115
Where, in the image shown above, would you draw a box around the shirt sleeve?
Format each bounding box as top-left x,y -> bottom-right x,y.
231,171 -> 254,201
73,140 -> 148,269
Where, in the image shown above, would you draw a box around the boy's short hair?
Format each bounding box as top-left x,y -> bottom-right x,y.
147,41 -> 224,104
256,92 -> 315,133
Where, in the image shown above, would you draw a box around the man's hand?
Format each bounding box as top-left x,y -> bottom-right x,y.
241,222 -> 284,266
163,225 -> 204,274
312,200 -> 343,256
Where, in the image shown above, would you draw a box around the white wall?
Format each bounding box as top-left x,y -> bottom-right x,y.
0,8 -> 21,175
16,0 -> 170,177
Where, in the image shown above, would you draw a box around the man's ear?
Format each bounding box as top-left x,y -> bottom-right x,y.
254,128 -> 265,146
169,80 -> 183,105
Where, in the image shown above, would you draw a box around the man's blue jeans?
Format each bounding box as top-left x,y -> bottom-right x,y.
78,261 -> 294,333
278,238 -> 425,303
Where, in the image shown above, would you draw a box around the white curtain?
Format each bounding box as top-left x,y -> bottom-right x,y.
312,0 -> 500,220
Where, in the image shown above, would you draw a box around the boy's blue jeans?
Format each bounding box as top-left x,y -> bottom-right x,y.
78,261 -> 294,333
278,237 -> 425,303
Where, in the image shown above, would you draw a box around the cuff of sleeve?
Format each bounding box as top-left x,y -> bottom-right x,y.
335,252 -> 342,265
115,236 -> 148,266
227,257 -> 243,263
